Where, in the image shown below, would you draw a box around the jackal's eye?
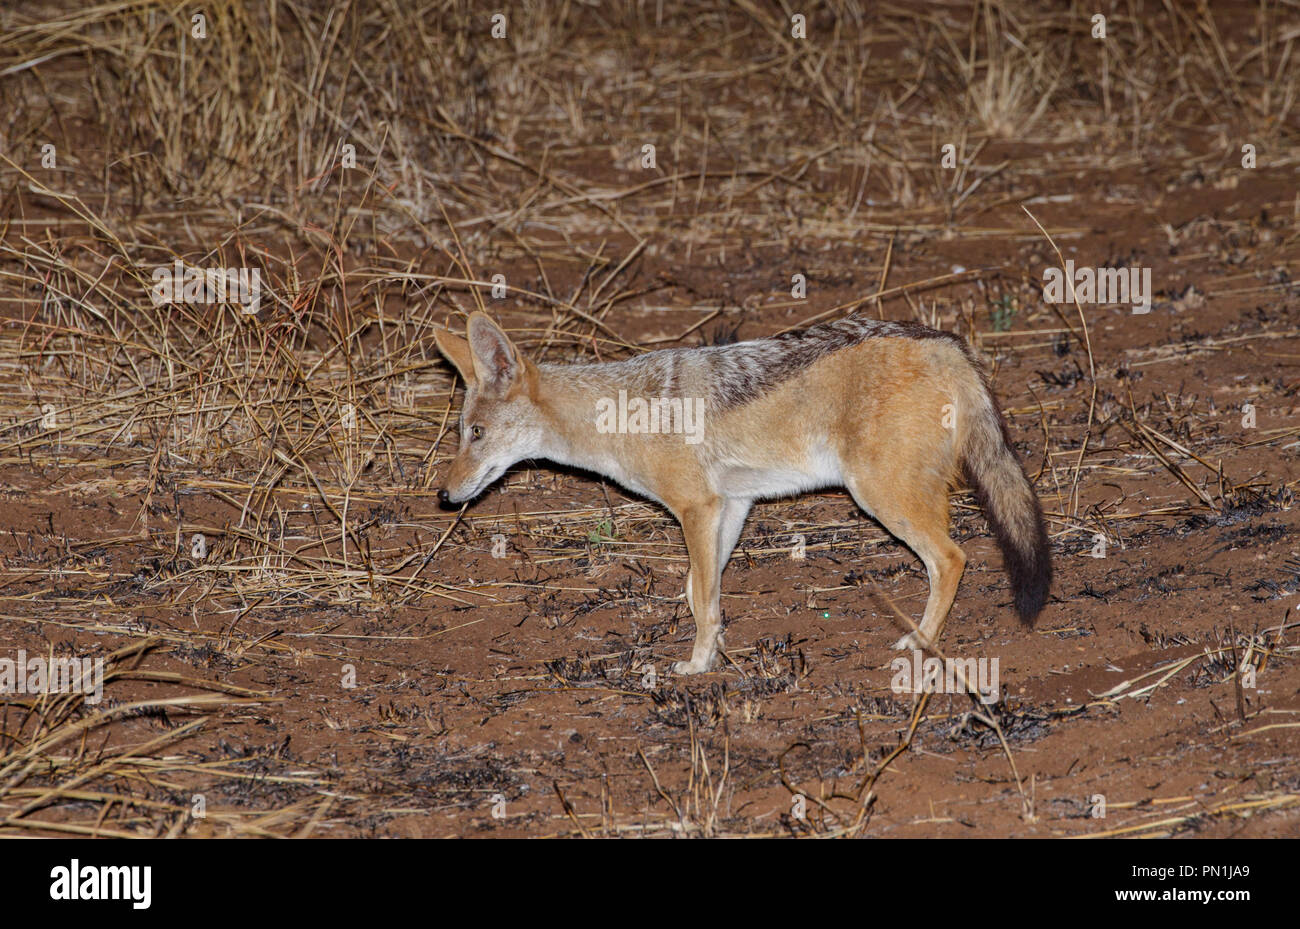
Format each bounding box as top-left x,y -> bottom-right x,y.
470,425 -> 484,441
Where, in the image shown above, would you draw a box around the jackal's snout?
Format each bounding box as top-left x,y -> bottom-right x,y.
436,451 -> 498,506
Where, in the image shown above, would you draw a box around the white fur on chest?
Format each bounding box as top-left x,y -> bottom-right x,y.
550,446 -> 666,506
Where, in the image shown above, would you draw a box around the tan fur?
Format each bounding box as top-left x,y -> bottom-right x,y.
435,313 -> 1049,674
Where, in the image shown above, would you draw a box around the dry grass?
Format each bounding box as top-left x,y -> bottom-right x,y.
0,0 -> 1297,836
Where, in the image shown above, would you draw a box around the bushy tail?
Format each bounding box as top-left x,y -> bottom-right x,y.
963,387 -> 1052,624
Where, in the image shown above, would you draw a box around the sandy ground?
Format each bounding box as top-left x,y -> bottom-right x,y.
0,0 -> 1297,837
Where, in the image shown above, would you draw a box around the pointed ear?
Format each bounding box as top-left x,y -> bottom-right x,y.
466,312 -> 520,394
434,324 -> 476,386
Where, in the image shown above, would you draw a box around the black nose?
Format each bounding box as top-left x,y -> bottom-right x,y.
437,488 -> 450,505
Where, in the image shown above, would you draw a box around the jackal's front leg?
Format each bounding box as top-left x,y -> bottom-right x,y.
674,500 -> 723,675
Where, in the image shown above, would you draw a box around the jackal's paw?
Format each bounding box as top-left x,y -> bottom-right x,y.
673,658 -> 712,675
893,631 -> 927,651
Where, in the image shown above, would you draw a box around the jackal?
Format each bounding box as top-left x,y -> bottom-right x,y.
435,312 -> 1051,674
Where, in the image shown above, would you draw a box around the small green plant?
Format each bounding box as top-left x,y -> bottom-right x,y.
990,294 -> 1017,332
587,519 -> 615,545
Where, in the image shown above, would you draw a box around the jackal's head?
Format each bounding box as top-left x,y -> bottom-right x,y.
433,313 -> 545,506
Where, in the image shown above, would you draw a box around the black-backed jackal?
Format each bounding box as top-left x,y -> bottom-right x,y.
435,312 -> 1051,674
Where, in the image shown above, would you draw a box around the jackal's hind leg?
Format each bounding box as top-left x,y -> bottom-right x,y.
844,474 -> 966,651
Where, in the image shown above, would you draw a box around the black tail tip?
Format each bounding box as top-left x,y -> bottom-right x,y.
1014,585 -> 1050,626
1011,556 -> 1052,626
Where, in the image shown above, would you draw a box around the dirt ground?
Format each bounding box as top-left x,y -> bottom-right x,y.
0,1 -> 1297,838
